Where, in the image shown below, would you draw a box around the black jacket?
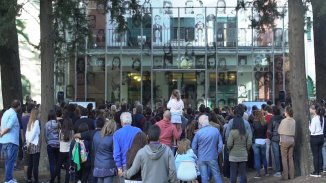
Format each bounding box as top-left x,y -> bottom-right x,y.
268,115 -> 283,142
252,120 -> 267,140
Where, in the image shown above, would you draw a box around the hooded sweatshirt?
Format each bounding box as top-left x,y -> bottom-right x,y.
124,143 -> 177,183
156,119 -> 182,146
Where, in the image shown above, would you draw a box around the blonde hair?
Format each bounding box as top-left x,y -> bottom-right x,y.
27,108 -> 39,131
177,138 -> 191,154
101,119 -> 117,137
172,89 -> 181,101
253,110 -> 266,125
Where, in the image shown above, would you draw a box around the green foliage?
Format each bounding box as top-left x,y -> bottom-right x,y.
53,0 -> 89,61
110,0 -> 141,33
0,1 -> 22,46
16,19 -> 39,50
307,76 -> 315,98
236,0 -> 285,33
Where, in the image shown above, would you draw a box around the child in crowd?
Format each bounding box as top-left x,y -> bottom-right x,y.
70,123 -> 91,183
167,89 -> 184,152
175,138 -> 200,183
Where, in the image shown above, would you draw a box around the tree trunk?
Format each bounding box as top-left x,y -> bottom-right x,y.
288,0 -> 312,176
40,0 -> 54,171
311,0 -> 326,101
0,0 -> 23,108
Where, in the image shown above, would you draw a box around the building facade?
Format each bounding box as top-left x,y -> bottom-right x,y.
58,0 -> 290,109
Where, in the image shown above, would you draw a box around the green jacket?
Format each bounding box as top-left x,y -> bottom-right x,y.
227,129 -> 252,162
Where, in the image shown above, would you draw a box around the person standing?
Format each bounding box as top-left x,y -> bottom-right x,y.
227,106 -> 252,183
113,112 -> 141,183
21,103 -> 35,179
278,106 -> 295,180
0,100 -> 21,183
264,106 -> 273,169
125,132 -> 148,183
309,104 -> 325,177
123,125 -> 177,183
74,117 -> 106,183
25,108 -> 41,183
132,104 -> 146,131
93,120 -> 117,183
155,110 -> 182,147
167,89 -> 184,124
50,118 -> 74,183
192,115 -> 223,183
267,106 -> 283,177
252,110 -> 268,178
45,109 -> 60,180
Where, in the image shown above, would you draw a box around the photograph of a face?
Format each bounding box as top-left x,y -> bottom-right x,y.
196,56 -> 205,69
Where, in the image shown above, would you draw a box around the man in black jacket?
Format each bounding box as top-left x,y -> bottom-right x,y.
267,106 -> 283,177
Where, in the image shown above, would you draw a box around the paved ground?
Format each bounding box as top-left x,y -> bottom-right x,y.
0,167 -> 326,183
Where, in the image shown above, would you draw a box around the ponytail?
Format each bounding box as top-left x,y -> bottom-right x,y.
318,107 -> 325,127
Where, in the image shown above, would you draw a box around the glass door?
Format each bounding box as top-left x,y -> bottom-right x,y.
153,71 -> 202,110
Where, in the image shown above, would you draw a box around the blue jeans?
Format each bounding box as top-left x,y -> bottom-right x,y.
271,141 -> 281,172
198,160 -> 222,183
47,145 -> 60,179
252,143 -> 267,175
2,143 -> 19,182
322,138 -> 326,170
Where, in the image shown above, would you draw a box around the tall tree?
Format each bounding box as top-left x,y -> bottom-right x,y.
40,0 -> 54,169
311,0 -> 326,101
0,1 -> 23,108
288,0 -> 311,176
238,0 -> 312,175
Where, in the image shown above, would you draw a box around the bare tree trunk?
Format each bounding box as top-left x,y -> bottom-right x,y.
311,0 -> 326,101
40,0 -> 54,171
288,0 -> 312,176
0,0 -> 23,108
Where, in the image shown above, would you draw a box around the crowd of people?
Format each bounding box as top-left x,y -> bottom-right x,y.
0,90 -> 325,183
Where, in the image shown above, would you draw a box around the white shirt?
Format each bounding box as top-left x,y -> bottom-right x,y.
255,139 -> 266,145
167,98 -> 184,115
309,115 -> 324,136
25,120 -> 40,145
59,130 -> 73,152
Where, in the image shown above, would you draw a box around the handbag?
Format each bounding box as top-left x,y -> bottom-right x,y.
177,160 -> 197,181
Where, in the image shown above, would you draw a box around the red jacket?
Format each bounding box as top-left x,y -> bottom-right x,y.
156,119 -> 182,147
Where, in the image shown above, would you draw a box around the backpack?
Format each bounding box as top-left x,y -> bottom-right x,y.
78,139 -> 88,163
176,160 -> 197,181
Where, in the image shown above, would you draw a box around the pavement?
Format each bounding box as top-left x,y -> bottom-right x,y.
0,164 -> 326,183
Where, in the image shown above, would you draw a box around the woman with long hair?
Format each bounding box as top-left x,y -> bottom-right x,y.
252,110 -> 268,178
167,89 -> 184,153
71,123 -> 91,183
278,106 -> 296,180
93,119 -> 117,183
309,104 -> 324,177
25,108 -> 41,183
125,132 -> 148,183
45,109 -> 60,180
167,89 -> 184,124
50,118 -> 74,183
227,106 -> 252,183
